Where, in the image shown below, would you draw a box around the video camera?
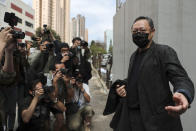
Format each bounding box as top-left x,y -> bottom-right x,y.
3,12 -> 25,39
43,24 -> 50,34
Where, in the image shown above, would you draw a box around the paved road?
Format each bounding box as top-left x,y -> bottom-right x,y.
89,75 -> 113,131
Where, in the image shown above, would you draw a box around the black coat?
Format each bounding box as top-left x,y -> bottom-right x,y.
104,42 -> 194,131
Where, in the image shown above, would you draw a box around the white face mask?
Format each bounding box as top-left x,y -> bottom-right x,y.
81,49 -> 85,56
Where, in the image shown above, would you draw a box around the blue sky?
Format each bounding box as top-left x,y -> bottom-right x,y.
22,0 -> 116,42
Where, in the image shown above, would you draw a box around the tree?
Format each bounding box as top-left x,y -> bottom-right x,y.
90,41 -> 106,56
90,40 -> 106,69
35,27 -> 61,42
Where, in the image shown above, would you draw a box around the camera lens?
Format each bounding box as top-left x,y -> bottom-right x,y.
13,31 -> 25,39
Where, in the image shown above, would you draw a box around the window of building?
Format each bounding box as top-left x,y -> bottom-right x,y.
25,21 -> 33,28
18,17 -> 22,24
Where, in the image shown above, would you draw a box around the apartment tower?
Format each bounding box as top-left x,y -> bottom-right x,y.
71,14 -> 88,42
33,0 -> 70,43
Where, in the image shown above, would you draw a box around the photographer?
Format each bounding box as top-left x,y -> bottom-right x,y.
67,74 -> 94,131
18,78 -> 66,131
0,27 -> 17,130
57,43 -> 73,70
0,27 -> 16,81
30,39 -> 55,74
29,24 -> 58,74
70,38 -> 90,62
80,40 -> 91,60
14,42 -> 30,126
70,38 -> 92,84
52,62 -> 74,131
70,37 -> 82,63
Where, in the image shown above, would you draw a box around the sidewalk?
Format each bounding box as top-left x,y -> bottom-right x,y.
89,66 -> 113,131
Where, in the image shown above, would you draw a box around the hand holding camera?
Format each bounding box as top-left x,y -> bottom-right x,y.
34,86 -> 45,99
76,78 -> 84,90
0,27 -> 14,49
61,53 -> 70,63
70,77 -> 76,85
26,41 -> 33,50
53,70 -> 63,83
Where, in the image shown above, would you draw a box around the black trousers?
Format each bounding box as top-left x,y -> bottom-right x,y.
128,109 -> 146,131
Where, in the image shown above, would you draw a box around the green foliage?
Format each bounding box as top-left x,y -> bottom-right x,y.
31,27 -> 61,48
50,29 -> 61,41
35,27 -> 42,37
35,27 -> 61,42
90,40 -> 107,56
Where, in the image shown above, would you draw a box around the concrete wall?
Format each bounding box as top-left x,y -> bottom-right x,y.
113,0 -> 196,130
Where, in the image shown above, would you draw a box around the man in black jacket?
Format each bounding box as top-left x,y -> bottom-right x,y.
104,16 -> 194,131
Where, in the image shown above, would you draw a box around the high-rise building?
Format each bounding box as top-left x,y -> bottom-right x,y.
77,15 -> 85,40
85,28 -> 88,42
33,0 -> 70,43
71,14 -> 88,43
71,17 -> 77,39
0,0 -> 35,42
104,30 -> 113,52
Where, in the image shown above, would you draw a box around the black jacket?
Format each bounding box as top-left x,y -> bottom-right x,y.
104,42 -> 194,131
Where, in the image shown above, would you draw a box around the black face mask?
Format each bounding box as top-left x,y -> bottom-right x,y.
132,32 -> 150,48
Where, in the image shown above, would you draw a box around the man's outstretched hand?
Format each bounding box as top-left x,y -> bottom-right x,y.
165,92 -> 189,117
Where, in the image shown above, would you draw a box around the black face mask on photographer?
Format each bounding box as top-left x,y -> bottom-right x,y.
132,32 -> 150,49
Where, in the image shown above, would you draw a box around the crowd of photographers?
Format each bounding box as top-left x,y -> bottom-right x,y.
0,12 -> 94,131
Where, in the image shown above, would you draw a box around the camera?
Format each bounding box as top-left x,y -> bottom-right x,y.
73,69 -> 80,78
68,52 -> 74,58
18,43 -> 26,48
80,40 -> 88,47
76,77 -> 83,83
45,43 -> 54,50
43,86 -> 54,95
59,68 -> 69,75
43,24 -> 50,34
4,12 -> 25,39
59,68 -> 73,78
